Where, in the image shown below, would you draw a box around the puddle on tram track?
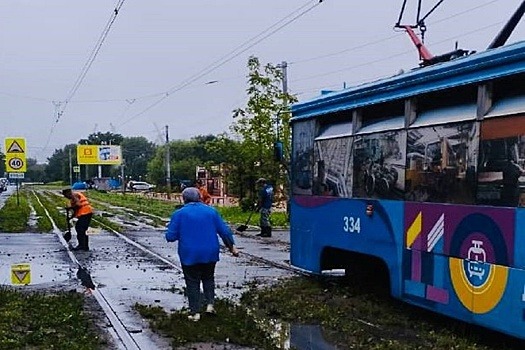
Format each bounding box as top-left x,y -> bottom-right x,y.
0,233 -> 73,286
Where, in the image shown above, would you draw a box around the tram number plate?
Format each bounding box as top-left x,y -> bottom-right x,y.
343,216 -> 361,233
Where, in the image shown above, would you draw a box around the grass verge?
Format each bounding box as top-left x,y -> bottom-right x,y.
0,190 -> 30,232
0,288 -> 106,349
138,276 -> 525,350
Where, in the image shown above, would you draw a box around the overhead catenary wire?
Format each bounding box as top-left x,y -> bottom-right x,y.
294,20 -> 505,84
291,0 -> 501,66
56,0 -> 126,123
39,0 -> 127,161
2,1 -> 501,106
291,20 -> 504,88
119,0 -> 324,126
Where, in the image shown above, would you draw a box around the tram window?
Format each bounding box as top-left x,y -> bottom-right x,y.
406,121 -> 479,204
411,104 -> 477,127
477,115 -> 525,207
486,95 -> 525,118
352,128 -> 407,200
313,137 -> 353,197
315,120 -> 353,140
291,120 -> 316,195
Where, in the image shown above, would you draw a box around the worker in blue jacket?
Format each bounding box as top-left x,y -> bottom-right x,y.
166,187 -> 239,321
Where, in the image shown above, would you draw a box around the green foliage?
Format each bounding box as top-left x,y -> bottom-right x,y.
0,288 -> 104,349
28,191 -> 53,232
0,191 -> 30,232
0,152 -> 4,175
147,136 -> 222,186
34,190 -> 69,232
45,144 -> 77,183
230,56 -> 297,200
241,277 -> 516,350
135,299 -> 279,349
121,136 -> 156,181
239,197 -> 256,212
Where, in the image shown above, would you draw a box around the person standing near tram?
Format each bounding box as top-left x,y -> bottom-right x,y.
255,178 -> 274,238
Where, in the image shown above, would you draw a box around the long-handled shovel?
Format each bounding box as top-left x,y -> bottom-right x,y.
236,210 -> 255,232
63,209 -> 72,242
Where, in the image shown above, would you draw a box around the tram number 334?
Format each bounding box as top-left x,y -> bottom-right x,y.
343,216 -> 361,233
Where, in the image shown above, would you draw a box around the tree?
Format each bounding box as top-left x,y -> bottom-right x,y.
0,151 -> 5,176
79,132 -> 124,146
121,136 -> 156,181
231,56 -> 297,200
147,135 -> 223,189
26,158 -> 46,182
45,144 -> 77,183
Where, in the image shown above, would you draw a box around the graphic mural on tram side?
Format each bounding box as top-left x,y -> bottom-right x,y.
405,122 -> 479,204
402,202 -> 519,331
312,137 -> 354,197
477,115 -> 525,207
352,130 -> 406,200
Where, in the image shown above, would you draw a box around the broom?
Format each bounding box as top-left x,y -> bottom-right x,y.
236,210 -> 255,232
63,208 -> 73,242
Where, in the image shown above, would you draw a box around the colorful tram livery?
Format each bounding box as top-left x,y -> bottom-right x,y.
289,40 -> 525,339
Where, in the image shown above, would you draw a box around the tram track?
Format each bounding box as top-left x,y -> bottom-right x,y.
30,189 -> 298,349
31,190 -> 141,350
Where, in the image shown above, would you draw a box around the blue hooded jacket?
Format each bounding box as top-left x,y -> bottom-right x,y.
166,202 -> 235,266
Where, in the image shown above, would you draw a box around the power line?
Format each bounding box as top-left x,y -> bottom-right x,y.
290,0 -> 502,66
120,0 -> 324,126
56,0 -> 127,123
40,0 -> 127,161
291,20 -> 504,87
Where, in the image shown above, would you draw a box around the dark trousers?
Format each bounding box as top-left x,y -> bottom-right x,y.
75,213 -> 92,248
181,262 -> 216,314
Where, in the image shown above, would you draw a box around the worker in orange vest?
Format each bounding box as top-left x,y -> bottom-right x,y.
62,188 -> 94,251
196,179 -> 212,205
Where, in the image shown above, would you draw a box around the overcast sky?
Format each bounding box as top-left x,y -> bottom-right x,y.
1,0 -> 525,163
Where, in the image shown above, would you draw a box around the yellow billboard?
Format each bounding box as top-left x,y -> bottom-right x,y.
77,145 -> 122,165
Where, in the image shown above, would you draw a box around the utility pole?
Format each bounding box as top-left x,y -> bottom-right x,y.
165,125 -> 171,199
121,161 -> 125,194
280,61 -> 290,218
69,148 -> 73,186
281,61 -> 288,95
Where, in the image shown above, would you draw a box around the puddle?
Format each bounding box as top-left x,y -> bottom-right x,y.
0,233 -> 73,286
246,308 -> 337,349
289,324 -> 337,350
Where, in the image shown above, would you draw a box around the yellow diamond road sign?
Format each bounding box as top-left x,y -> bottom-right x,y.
5,138 -> 27,173
11,263 -> 31,285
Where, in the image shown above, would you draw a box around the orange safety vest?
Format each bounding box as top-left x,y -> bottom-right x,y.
72,192 -> 93,217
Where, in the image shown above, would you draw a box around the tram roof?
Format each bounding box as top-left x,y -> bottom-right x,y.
291,40 -> 525,121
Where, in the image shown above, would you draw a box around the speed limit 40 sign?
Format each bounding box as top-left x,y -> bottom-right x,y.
5,138 -> 27,173
8,158 -> 24,171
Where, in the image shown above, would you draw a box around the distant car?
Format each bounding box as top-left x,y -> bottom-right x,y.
129,181 -> 155,192
0,178 -> 8,192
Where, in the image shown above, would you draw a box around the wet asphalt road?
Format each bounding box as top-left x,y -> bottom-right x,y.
0,187 -> 296,349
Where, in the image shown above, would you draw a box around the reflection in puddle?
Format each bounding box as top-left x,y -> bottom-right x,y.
252,314 -> 337,349
289,324 -> 337,350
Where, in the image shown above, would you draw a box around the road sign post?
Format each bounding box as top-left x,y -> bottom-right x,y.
5,138 -> 27,173
5,138 -> 27,206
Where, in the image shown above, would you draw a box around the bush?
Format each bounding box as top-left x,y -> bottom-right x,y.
239,197 -> 256,212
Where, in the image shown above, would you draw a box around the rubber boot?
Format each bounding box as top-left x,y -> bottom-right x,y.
83,235 -> 90,251
257,226 -> 271,237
